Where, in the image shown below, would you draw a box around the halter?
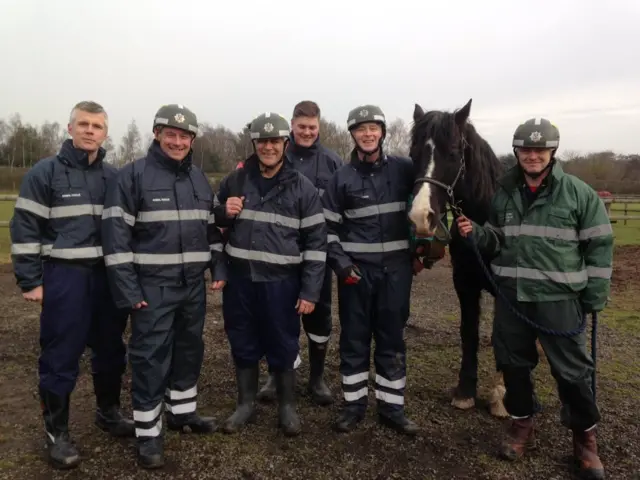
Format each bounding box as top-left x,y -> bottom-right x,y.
412,136 -> 468,241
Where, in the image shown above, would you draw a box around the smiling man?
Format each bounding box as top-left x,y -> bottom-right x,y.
10,101 -> 134,470
456,118 -> 612,480
215,112 -> 327,437
101,104 -> 227,469
256,101 -> 343,406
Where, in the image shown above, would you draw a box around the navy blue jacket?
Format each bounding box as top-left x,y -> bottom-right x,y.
101,141 -> 225,309
286,135 -> 343,197
322,150 -> 414,273
215,154 -> 327,303
10,139 -> 115,292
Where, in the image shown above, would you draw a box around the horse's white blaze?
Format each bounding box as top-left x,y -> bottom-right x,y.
408,139 -> 436,235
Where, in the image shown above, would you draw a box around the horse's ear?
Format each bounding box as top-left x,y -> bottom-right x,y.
413,103 -> 425,122
455,98 -> 472,126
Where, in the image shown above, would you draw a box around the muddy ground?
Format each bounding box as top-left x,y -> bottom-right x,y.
0,247 -> 639,479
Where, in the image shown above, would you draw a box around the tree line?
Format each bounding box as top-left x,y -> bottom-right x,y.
1,113 -> 639,194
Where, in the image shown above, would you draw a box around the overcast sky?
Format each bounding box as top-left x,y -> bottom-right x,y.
1,0 -> 638,156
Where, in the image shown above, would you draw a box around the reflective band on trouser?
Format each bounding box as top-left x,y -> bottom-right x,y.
491,265 -> 588,284
165,385 -> 197,416
344,201 -> 406,219
374,374 -> 405,406
307,333 -> 330,344
342,371 -> 368,403
133,402 -> 163,438
341,240 -> 409,253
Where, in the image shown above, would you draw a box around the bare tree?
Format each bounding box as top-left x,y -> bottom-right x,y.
117,120 -> 143,165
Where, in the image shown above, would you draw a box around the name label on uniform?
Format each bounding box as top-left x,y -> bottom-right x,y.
152,197 -> 171,202
61,193 -> 81,198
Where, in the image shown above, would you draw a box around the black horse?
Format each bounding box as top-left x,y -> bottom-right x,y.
407,99 -> 508,417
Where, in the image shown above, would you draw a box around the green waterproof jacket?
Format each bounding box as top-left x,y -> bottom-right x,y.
472,162 -> 613,311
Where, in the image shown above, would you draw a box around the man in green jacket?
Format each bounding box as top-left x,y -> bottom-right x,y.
457,118 -> 612,480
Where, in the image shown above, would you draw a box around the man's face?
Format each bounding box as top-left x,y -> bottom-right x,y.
352,122 -> 382,153
155,127 -> 194,161
516,147 -> 553,176
255,137 -> 286,167
68,110 -> 108,152
291,116 -> 319,148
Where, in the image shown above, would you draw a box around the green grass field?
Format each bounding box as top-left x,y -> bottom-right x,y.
0,200 -> 638,264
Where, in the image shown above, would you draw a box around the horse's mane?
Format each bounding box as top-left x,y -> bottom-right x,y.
411,108 -> 503,208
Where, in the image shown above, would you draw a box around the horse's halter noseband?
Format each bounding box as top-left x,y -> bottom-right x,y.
413,136 -> 468,218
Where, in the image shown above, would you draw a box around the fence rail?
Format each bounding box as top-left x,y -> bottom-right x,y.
0,194 -> 639,226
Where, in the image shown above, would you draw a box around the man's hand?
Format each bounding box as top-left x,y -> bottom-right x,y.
23,285 -> 43,304
412,257 -> 425,275
225,196 -> 245,217
209,280 -> 226,291
456,215 -> 473,238
133,300 -> 148,310
296,299 -> 315,315
339,265 -> 362,285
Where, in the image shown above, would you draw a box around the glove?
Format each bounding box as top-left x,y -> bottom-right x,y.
338,265 -> 362,285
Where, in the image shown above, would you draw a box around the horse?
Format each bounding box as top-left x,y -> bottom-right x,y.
406,98 -> 508,417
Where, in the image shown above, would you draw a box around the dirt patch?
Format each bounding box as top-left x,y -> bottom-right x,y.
611,245 -> 640,291
0,251 -> 638,479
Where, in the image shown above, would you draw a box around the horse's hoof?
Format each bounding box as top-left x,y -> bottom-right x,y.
489,385 -> 509,418
451,397 -> 475,410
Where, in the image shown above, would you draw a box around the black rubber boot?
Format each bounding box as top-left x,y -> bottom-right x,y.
257,372 -> 277,403
93,373 -> 135,438
166,412 -> 216,434
137,436 -> 164,469
222,364 -> 259,434
307,341 -> 333,406
275,370 -> 301,436
333,408 -> 364,433
378,413 -> 419,436
39,388 -> 81,470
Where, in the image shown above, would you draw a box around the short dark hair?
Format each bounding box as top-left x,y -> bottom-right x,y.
69,101 -> 108,126
292,100 -> 320,119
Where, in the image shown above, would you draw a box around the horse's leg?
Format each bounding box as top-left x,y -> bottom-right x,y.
451,272 -> 481,410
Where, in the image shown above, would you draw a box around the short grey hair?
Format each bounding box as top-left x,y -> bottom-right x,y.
69,101 -> 109,127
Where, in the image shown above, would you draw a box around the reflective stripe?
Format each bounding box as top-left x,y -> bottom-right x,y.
579,223 -> 613,240
341,240 -> 409,253
165,402 -> 196,415
15,197 -> 50,218
502,224 -> 579,242
307,333 -> 330,344
135,419 -> 162,438
375,374 -> 406,390
302,250 -> 326,262
375,390 -> 404,405
587,266 -> 612,278
342,372 -> 369,385
491,265 -> 588,284
208,214 -> 216,225
226,244 -> 302,265
300,213 -> 325,228
137,209 -> 209,222
318,188 -> 325,196
166,386 -> 197,401
210,243 -> 223,252
323,208 -> 342,223
238,209 -> 299,229
50,204 -> 103,219
344,201 -> 406,219
104,251 -> 210,266
344,387 -> 368,402
102,206 -> 136,226
293,354 -> 302,369
41,245 -> 103,259
133,403 -> 163,423
11,243 -> 41,255
327,234 -> 340,244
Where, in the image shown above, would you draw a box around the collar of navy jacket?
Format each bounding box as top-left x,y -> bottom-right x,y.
57,138 -> 107,169
147,139 -> 194,174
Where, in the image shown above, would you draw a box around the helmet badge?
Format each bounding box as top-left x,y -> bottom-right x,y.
263,122 -> 274,133
174,113 -> 185,124
358,109 -> 369,117
529,131 -> 543,142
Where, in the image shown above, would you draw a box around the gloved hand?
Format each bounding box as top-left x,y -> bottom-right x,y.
338,265 -> 362,285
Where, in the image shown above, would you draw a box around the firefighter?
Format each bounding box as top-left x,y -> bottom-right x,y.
101,104 -> 226,469
215,112 -> 327,436
257,100 -> 343,406
322,105 -> 418,435
9,101 -> 133,470
456,118 -> 613,480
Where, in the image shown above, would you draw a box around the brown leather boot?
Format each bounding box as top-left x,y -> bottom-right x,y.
499,417 -> 536,461
573,428 -> 605,479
